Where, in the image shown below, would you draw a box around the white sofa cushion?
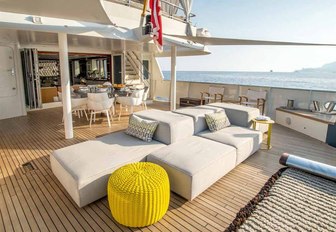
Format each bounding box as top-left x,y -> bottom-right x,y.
173,106 -> 223,134
147,136 -> 237,200
134,109 -> 194,144
198,126 -> 262,165
50,131 -> 166,207
209,102 -> 260,128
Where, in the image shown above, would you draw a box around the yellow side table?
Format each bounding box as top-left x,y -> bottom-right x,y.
252,118 -> 275,149
107,162 -> 170,227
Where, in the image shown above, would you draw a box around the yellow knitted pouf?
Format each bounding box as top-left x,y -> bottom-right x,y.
107,162 -> 170,227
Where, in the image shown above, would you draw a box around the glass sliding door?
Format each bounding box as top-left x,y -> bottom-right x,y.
21,48 -> 42,109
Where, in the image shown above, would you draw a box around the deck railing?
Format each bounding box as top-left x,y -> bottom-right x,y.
110,0 -> 194,21
152,79 -> 336,119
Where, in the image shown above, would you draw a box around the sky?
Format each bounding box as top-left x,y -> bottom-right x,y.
159,0 -> 336,72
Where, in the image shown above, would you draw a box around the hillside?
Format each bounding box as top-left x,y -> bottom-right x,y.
297,61 -> 336,73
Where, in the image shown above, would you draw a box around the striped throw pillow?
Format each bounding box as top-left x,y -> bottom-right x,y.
205,111 -> 231,132
126,115 -> 159,142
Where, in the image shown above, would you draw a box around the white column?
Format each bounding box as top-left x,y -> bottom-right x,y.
170,46 -> 177,111
58,33 -> 73,139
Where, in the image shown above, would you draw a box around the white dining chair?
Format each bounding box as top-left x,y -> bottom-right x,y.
60,94 -> 88,122
142,87 -> 150,110
103,82 -> 112,86
87,93 -> 115,127
116,89 -> 144,121
71,98 -> 88,120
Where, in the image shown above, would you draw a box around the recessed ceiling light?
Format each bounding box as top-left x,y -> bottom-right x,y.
32,16 -> 42,24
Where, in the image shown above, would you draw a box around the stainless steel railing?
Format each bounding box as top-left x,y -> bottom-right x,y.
110,0 -> 195,21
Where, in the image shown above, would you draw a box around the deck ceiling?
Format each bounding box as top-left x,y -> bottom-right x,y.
15,30 -> 210,56
17,30 -> 144,53
0,0 -> 112,25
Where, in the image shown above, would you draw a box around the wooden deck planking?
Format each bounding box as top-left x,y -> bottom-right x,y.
0,103 -> 336,232
1,122 -> 71,232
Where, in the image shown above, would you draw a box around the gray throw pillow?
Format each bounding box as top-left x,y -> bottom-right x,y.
126,114 -> 159,142
205,111 -> 231,132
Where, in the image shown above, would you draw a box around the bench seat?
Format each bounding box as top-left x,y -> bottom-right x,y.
147,136 -> 236,200
51,131 -> 166,207
198,126 -> 262,165
173,105 -> 223,134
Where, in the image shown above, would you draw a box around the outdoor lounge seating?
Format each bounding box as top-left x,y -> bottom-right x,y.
50,131 -> 166,207
239,89 -> 267,115
134,109 -> 194,144
208,102 -> 260,128
147,136 -> 237,200
200,86 -> 225,104
51,103 -> 262,207
147,104 -> 262,200
198,126 -> 262,165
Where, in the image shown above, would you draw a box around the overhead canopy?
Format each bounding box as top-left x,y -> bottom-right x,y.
0,0 -> 112,25
167,34 -> 336,46
158,35 -> 210,57
0,11 -> 138,42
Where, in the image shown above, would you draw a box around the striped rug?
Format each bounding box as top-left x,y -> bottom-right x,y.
226,168 -> 336,231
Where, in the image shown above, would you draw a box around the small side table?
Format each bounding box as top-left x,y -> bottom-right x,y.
252,119 -> 275,149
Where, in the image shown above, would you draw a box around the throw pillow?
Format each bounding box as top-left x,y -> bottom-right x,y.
126,115 -> 159,142
205,111 -> 231,132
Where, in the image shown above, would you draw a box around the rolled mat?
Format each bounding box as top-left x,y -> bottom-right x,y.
280,153 -> 336,181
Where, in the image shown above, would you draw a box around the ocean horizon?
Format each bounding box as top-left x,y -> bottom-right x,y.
162,71 -> 336,92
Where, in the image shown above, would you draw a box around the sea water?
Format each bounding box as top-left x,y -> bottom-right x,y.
162,71 -> 336,92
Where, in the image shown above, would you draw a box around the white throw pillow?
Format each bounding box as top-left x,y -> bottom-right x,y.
126,115 -> 159,142
205,111 -> 231,132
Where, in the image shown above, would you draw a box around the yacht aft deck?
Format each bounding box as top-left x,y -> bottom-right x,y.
1,103 -> 336,232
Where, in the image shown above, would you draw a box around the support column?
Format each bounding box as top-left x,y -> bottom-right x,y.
58,32 -> 73,139
170,46 -> 177,111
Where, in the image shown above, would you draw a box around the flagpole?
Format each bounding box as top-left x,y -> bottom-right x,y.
140,0 -> 149,26
142,0 -> 149,17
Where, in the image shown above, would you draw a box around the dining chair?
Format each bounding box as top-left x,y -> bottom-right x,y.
71,98 -> 88,120
60,93 -> 88,121
142,87 -> 150,110
239,89 -> 267,115
87,93 -> 115,127
116,89 -> 144,121
200,86 -> 225,104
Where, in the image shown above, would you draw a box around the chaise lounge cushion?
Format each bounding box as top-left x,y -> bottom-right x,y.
209,102 -> 260,128
173,106 -> 223,134
134,109 -> 194,144
147,136 -> 237,200
198,126 -> 262,165
50,131 -> 166,207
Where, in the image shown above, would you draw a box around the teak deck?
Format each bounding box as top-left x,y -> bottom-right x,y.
1,102 -> 336,232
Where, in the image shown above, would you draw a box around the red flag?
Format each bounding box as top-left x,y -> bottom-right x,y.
149,0 -> 163,51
